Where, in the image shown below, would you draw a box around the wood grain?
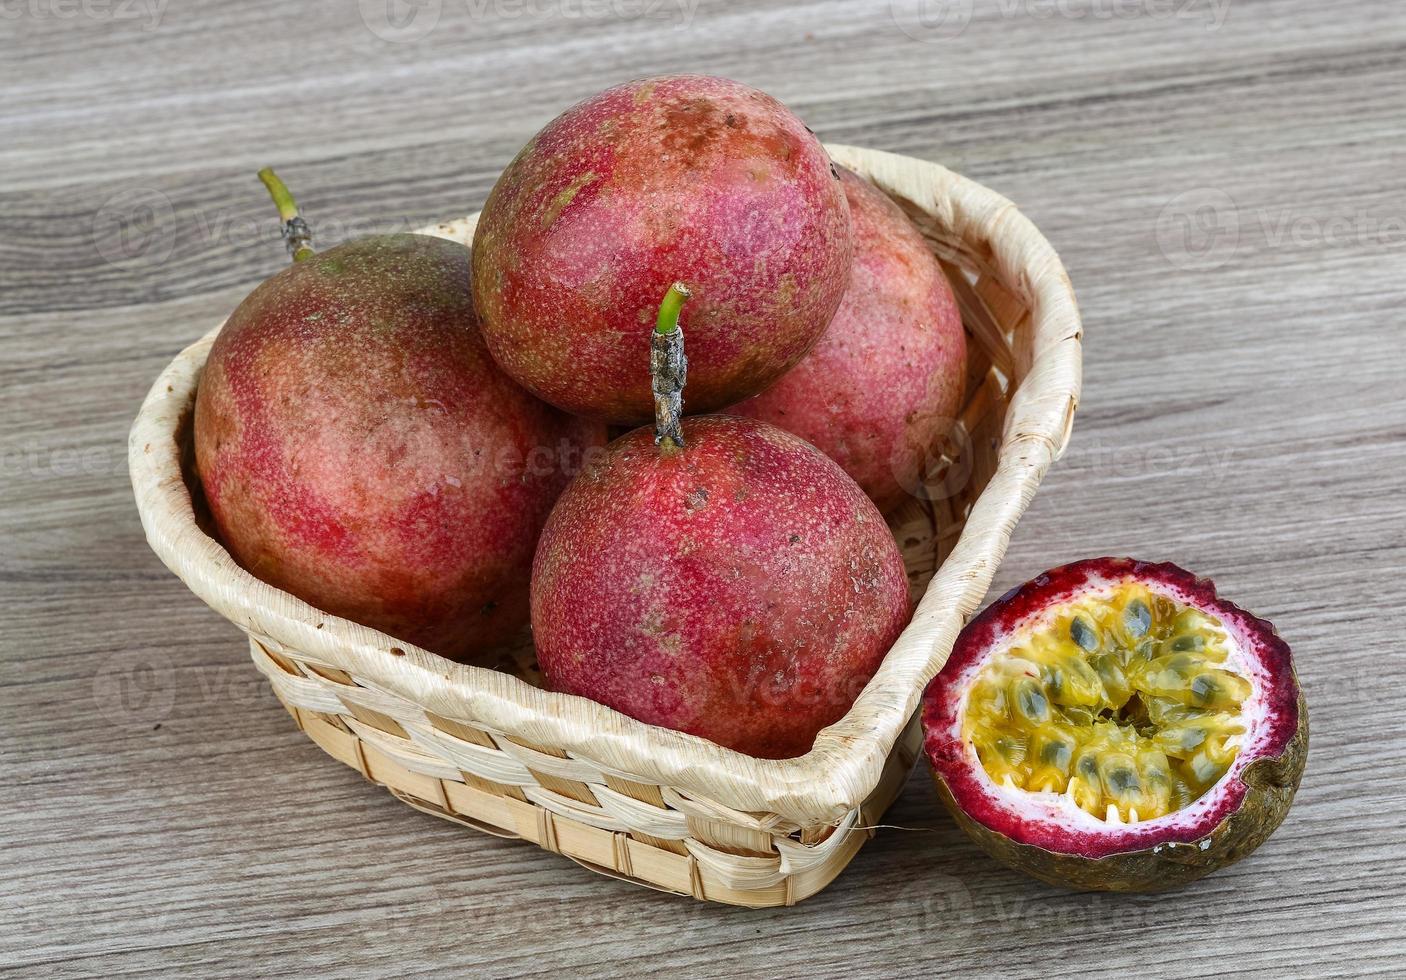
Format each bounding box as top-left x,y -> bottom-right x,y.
3,0 -> 1404,975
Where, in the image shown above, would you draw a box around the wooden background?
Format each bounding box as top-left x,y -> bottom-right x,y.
3,0 -> 1404,975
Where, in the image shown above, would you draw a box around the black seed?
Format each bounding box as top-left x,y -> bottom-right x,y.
1109,768 -> 1140,793
1177,727 -> 1207,751
1017,681 -> 1049,722
1070,617 -> 1098,651
1165,653 -> 1198,673
1124,599 -> 1151,638
1191,675 -> 1218,704
1172,634 -> 1206,652
995,736 -> 1025,762
1065,706 -> 1096,726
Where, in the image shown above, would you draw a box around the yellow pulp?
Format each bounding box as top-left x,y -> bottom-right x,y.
964,584 -> 1252,823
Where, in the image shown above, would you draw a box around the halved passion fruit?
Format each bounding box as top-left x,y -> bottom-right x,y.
922,558 -> 1307,892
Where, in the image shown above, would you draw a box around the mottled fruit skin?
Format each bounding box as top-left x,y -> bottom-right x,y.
194,234 -> 605,660
472,74 -> 852,424
732,167 -> 966,514
531,416 -> 912,758
922,558 -> 1308,892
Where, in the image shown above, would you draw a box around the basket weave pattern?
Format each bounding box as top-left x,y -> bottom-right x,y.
130,145 -> 1082,907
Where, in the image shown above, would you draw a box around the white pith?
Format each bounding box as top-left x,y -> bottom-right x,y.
951,573 -> 1277,837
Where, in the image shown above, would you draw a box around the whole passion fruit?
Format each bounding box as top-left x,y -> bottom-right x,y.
531,286 -> 911,760
922,558 -> 1307,892
730,166 -> 966,515
472,74 -> 851,424
195,171 -> 605,661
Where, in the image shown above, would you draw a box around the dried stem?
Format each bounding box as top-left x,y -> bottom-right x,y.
651,282 -> 690,451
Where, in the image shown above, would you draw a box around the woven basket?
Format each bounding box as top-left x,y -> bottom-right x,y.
129,144 -> 1082,907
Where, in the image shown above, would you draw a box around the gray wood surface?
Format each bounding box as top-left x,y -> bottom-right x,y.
3,0 -> 1404,976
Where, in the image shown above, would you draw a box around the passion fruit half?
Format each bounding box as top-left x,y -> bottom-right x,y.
922,558 -> 1307,892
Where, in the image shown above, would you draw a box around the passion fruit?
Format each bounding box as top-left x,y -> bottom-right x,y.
532,286 -> 912,759
922,558 -> 1307,892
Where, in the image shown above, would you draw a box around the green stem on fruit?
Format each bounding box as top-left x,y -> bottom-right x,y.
651,282 -> 690,451
257,167 -> 314,262
655,281 -> 690,336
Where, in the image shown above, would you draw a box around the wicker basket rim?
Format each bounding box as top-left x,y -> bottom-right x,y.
128,144 -> 1082,825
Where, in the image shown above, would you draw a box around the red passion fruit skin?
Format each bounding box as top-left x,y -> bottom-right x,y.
531,415 -> 912,760
471,74 -> 852,424
731,166 -> 966,515
194,235 -> 606,661
922,558 -> 1306,887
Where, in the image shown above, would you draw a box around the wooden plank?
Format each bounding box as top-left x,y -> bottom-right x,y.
2,0 -> 1403,975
